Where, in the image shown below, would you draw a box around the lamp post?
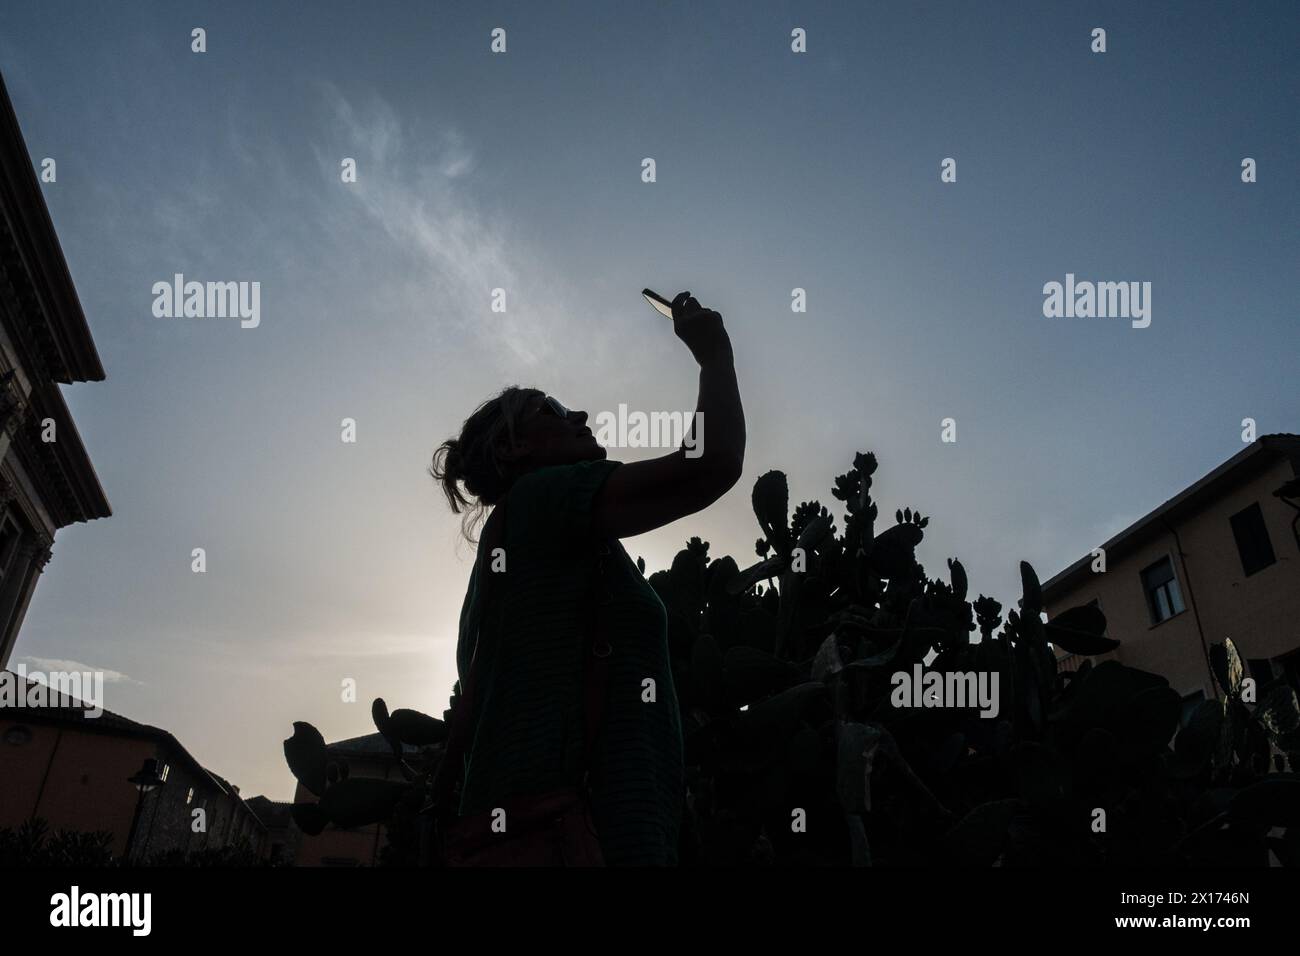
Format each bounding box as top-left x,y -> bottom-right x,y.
125,758 -> 168,863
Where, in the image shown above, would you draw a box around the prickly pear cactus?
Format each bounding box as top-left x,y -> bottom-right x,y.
282,454 -> 1300,867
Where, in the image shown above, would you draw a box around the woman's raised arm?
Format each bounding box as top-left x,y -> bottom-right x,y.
592,293 -> 745,539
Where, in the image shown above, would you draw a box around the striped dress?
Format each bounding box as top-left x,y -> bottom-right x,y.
455,459 -> 684,865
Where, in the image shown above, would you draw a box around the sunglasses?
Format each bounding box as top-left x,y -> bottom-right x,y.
538,395 -> 571,419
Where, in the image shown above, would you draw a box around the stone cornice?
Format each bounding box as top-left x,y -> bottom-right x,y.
21,533 -> 53,568
0,71 -> 111,528
0,367 -> 27,435
0,72 -> 105,384
8,379 -> 110,527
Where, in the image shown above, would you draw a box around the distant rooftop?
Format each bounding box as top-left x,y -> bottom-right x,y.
245,795 -> 294,828
1,671 -> 257,812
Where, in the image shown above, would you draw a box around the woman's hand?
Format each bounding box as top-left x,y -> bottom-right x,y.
671,291 -> 732,367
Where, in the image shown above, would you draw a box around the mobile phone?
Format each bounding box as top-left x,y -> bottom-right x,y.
642,288 -> 675,320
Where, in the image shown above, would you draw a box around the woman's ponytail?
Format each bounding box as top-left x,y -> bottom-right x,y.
430,386 -> 542,544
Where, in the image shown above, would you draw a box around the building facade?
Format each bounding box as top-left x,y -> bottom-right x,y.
1043,434 -> 1300,712
0,73 -> 111,669
0,690 -> 267,861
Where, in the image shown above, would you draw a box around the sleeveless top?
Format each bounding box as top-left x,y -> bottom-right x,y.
455,458 -> 684,865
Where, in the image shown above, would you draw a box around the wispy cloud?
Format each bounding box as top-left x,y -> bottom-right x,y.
305,84 -> 614,373
18,657 -> 138,684
436,128 -> 474,179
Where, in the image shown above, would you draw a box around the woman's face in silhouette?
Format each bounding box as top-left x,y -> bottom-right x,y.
504,393 -> 605,471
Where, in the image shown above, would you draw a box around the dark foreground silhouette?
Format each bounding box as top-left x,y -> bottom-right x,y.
282,450 -> 1300,866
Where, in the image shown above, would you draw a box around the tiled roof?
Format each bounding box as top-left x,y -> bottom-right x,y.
245,795 -> 295,828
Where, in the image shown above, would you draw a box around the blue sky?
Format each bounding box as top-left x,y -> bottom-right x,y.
1,0 -> 1295,799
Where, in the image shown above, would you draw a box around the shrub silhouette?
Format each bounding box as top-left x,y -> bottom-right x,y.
0,819 -> 115,867
283,450 -> 1300,866
0,819 -> 273,867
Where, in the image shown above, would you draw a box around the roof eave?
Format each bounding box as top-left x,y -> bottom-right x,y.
1042,435 -> 1300,603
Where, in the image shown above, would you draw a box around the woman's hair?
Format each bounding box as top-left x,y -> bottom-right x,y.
430,385 -> 544,544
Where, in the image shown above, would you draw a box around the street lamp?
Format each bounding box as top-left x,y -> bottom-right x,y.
124,758 -> 169,863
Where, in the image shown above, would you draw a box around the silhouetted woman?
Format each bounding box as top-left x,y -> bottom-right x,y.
430,292 -> 745,865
